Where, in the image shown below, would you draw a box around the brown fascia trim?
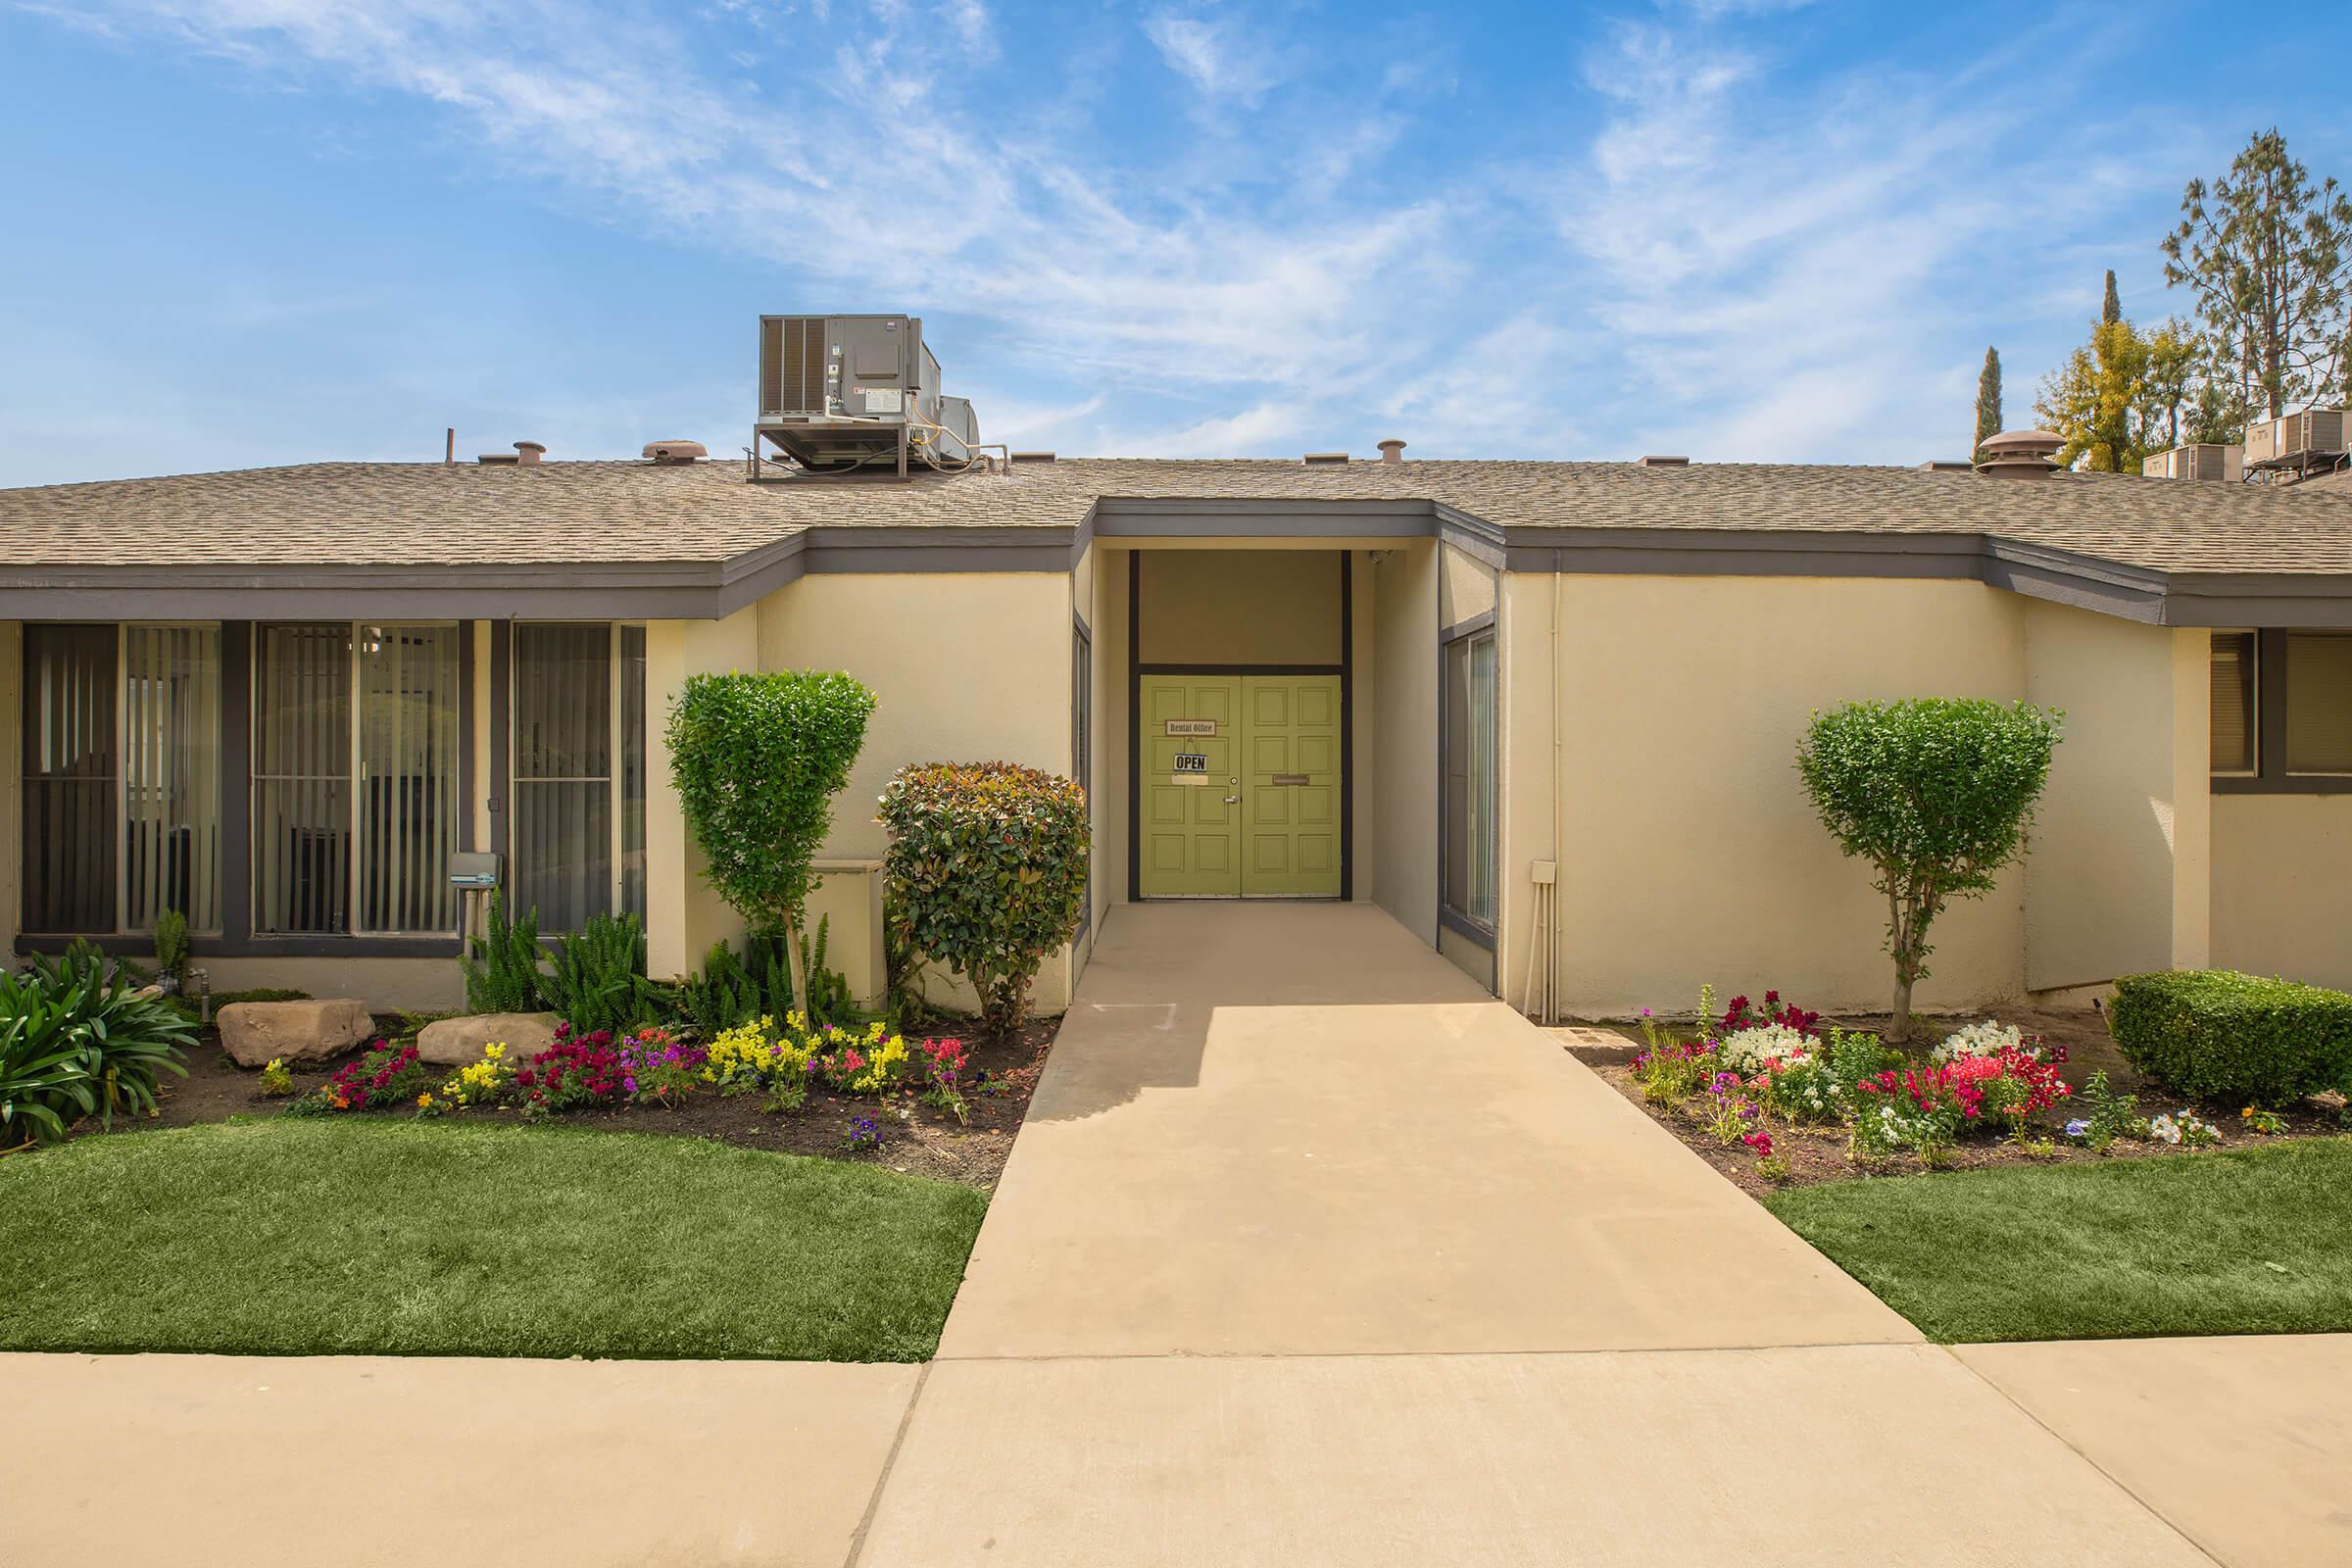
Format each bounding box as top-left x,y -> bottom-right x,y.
0,495 -> 2346,627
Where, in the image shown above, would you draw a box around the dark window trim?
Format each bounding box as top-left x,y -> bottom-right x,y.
1438,618 -> 1499,946
16,934 -> 461,960
2212,627 -> 2352,794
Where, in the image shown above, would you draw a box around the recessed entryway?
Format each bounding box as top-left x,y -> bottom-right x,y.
1139,673 -> 1341,898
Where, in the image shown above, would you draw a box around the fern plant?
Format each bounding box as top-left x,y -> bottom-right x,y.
799,915 -> 853,1030
542,911 -> 662,1037
152,907 -> 190,987
462,892 -> 544,1013
669,930 -> 797,1039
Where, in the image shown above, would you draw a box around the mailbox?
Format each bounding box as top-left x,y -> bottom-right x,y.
448,851 -> 502,890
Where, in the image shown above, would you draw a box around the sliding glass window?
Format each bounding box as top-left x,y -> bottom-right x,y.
255,623 -> 463,935
21,624 -> 222,937
511,624 -> 646,933
1441,627 -> 1498,933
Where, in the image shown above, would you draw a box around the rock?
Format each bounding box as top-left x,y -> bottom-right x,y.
216,1000 -> 375,1068
415,1011 -> 563,1067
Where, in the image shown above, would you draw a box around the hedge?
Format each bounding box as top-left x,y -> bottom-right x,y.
2108,969 -> 2352,1105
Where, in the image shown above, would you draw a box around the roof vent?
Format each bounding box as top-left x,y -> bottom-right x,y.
643,440 -> 707,466
476,452 -> 518,466
1975,428 -> 2065,479
1638,455 -> 1689,467
1302,451 -> 1349,466
1918,460 -> 1974,472
514,441 -> 546,467
1009,450 -> 1056,464
1378,438 -> 1407,466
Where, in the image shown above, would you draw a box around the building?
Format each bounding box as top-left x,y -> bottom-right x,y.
5,417 -> 2352,1019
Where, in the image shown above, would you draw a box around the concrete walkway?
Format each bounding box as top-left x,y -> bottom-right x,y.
852,904 -> 2218,1565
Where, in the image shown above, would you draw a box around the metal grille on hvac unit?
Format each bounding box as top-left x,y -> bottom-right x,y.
759,318 -> 827,416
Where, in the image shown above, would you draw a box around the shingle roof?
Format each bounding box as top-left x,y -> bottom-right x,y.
1,455 -> 2349,576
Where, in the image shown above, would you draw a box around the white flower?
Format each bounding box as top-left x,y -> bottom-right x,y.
2148,1113 -> 2181,1146
1717,1024 -> 1812,1074
1934,1019 -> 2026,1063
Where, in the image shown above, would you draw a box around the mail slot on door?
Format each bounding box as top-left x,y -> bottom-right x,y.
1271,773 -> 1309,786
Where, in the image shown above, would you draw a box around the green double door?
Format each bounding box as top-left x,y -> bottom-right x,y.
1140,674 -> 1342,898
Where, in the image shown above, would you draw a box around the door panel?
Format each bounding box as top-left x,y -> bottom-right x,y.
1139,677 -> 1241,897
1240,674 -> 1343,898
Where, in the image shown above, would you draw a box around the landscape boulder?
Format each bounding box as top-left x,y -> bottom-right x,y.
216,999 -> 375,1067
416,1011 -> 563,1067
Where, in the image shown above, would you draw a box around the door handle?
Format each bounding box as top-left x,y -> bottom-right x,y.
1223,796 -> 1239,804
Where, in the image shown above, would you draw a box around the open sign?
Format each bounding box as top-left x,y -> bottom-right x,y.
1171,753 -> 1207,773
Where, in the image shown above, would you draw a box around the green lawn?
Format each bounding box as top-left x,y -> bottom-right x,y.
1767,1137 -> 2352,1343
0,1118 -> 987,1361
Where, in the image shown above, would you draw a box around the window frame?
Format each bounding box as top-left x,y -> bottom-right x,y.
1438,612 -> 1499,948
2211,627 -> 2352,795
505,620 -> 648,933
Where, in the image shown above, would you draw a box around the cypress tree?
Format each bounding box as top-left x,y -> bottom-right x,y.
1973,347 -> 2003,462
2102,270 -> 2122,325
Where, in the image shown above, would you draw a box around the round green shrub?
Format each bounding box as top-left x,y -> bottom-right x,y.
2108,969 -> 2352,1105
878,761 -> 1089,1036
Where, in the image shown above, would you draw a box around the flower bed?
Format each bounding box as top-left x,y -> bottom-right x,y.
1605,987 -> 2348,1194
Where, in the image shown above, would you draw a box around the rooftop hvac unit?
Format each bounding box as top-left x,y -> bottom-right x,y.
2140,443 -> 2242,482
2243,409 -> 2346,469
754,314 -> 982,475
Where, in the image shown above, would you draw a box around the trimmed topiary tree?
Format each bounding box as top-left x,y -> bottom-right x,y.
666,670 -> 876,1012
877,760 -> 1089,1036
1795,698 -> 2062,1042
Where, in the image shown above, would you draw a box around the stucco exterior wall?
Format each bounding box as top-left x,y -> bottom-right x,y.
1526,575 -> 2032,1019
2212,794 -> 2352,989
749,570 -> 1079,1013
1135,548 -> 1345,665
1369,542 -> 1438,944
1095,548 -> 1129,935
2022,607 -> 2210,991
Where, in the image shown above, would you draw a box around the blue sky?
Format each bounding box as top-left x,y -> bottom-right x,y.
2,0 -> 2346,485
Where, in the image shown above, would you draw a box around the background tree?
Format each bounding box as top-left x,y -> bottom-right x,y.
2140,320 -> 2201,449
1796,700 -> 2062,1043
666,670 -> 876,1011
1972,347 -> 2002,463
2162,128 -> 2352,418
2101,269 -> 2122,325
2036,316 -> 2158,471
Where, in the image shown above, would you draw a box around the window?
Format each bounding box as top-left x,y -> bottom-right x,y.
22,626 -> 122,934
21,624 -> 222,937
2210,631 -> 2256,775
255,623 -> 463,934
2285,632 -> 2352,775
1442,626 -> 1497,932
511,624 -> 646,932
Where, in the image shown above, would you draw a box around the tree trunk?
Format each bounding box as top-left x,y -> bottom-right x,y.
785,917 -> 811,1025
1889,971 -> 1916,1046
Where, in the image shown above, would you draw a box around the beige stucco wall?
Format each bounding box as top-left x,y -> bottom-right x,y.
2022,607 -> 2210,991
748,570 -> 1079,1014
1095,548 -> 1128,936
1441,543 -> 1498,629
1136,548 -> 1345,664
1520,574 -> 2034,1019
1369,543 -> 1439,944
2212,794 -> 2352,989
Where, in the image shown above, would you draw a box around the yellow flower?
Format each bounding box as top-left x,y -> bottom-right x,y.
417,1093 -> 433,1107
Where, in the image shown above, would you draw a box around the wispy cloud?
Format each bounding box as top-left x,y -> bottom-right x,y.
5,0 -> 2272,474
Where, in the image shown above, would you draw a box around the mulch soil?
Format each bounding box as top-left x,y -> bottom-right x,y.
1563,1007 -> 2350,1200
77,1014 -> 1060,1191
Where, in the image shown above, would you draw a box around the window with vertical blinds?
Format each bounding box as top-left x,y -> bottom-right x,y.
22,626 -> 121,934
2286,632 -> 2352,775
2210,632 -> 2256,775
1442,629 -> 1497,931
255,625 -> 354,933
618,625 -> 648,921
123,626 -> 223,932
513,624 -> 615,933
255,622 -> 463,935
358,625 -> 463,932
